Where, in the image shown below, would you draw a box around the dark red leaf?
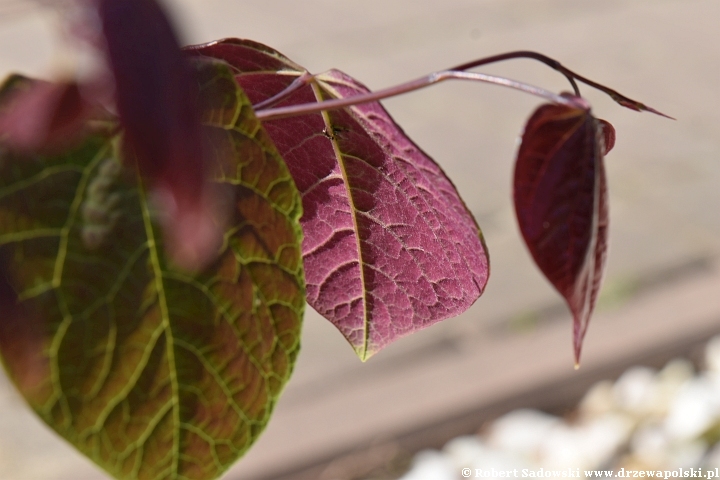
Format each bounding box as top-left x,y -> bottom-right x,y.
513,103 -> 608,365
96,0 -> 223,270
598,118 -> 616,155
187,39 -> 489,359
0,76 -> 98,153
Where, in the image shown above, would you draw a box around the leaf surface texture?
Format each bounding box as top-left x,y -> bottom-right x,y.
188,39 -> 489,360
0,62 -> 304,480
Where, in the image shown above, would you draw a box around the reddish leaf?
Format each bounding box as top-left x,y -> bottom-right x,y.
96,0 -> 222,270
0,76 -> 99,154
598,118 -> 616,155
187,39 -> 489,360
513,103 -> 609,365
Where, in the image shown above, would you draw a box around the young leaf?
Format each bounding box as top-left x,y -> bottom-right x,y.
0,63 -> 304,480
187,39 -> 490,360
96,0 -> 221,270
513,103 -> 609,365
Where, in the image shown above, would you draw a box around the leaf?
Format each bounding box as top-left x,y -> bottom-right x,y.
0,61 -> 304,480
187,39 -> 489,360
0,75 -> 102,154
513,103 -> 608,365
96,0 -> 220,270
598,118 -> 616,155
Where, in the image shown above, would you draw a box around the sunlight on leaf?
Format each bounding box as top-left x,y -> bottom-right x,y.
188,39 -> 490,360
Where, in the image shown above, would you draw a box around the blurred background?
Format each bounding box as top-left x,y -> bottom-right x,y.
0,0 -> 718,478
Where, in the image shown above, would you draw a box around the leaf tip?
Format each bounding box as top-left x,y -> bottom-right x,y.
356,344 -> 374,362
572,311 -> 590,369
573,340 -> 583,369
614,95 -> 675,120
644,105 -> 676,121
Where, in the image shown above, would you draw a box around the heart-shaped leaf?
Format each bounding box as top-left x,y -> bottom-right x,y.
188,39 -> 489,360
513,103 -> 609,365
0,61 -> 304,480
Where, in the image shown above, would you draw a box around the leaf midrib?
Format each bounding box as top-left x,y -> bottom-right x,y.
309,81 -> 370,360
137,173 -> 181,478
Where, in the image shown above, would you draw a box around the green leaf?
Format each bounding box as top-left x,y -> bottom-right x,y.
0,62 -> 304,480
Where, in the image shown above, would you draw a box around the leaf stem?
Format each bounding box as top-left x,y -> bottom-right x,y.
252,70 -> 313,110
452,51 -> 673,119
255,70 -> 585,122
451,51 -> 581,96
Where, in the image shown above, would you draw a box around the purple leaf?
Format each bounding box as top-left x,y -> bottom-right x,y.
187,39 -> 489,360
96,0 -> 222,271
513,103 -> 609,365
0,76 -> 100,154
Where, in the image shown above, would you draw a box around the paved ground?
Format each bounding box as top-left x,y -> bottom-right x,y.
0,0 -> 718,479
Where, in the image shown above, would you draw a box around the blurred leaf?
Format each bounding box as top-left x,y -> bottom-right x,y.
513,103 -> 608,365
96,0 -> 220,270
188,39 -> 489,360
0,62 -> 304,480
0,75 -> 103,154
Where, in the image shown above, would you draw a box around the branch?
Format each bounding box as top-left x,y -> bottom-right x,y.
255,70 -> 586,122
452,51 -> 673,119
